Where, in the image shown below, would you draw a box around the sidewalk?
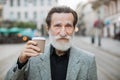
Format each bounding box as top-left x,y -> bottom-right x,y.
77,36 -> 120,57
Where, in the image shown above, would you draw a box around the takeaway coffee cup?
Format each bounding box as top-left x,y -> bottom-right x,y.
32,37 -> 46,53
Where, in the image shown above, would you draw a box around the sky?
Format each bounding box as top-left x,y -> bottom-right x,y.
58,0 -> 88,10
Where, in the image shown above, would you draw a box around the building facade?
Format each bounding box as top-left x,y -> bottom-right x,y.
76,0 -> 120,39
92,0 -> 120,38
0,0 -> 7,26
0,4 -> 3,25
2,0 -> 57,26
76,1 -> 98,36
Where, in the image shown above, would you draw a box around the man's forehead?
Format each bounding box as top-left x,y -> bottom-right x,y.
52,12 -> 73,16
50,13 -> 74,25
51,13 -> 74,21
52,21 -> 73,24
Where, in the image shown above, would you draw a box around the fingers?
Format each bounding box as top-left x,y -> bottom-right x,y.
25,49 -> 39,54
19,48 -> 40,63
24,41 -> 41,57
27,40 -> 37,46
19,40 -> 41,63
24,49 -> 40,58
27,45 -> 40,52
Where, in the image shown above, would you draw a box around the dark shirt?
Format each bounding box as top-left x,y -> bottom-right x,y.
50,45 -> 70,80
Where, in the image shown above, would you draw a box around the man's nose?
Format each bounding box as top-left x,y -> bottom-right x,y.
59,27 -> 67,37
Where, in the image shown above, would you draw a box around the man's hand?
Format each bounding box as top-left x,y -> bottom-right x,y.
19,40 -> 41,63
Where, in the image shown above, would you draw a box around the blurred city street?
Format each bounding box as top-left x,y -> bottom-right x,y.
0,0 -> 120,80
0,36 -> 120,80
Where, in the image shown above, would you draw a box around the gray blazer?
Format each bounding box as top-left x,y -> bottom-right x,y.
5,45 -> 97,80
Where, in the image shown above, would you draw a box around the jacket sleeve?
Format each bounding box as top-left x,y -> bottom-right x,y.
4,60 -> 29,80
87,56 -> 98,80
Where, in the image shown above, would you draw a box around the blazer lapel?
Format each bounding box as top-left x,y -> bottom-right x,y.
66,46 -> 83,80
36,45 -> 84,80
38,45 -> 52,80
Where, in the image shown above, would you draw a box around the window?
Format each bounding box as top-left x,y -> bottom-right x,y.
10,0 -> 13,7
40,0 -> 44,6
9,12 -> 14,20
0,9 -> 2,17
48,0 -> 51,6
25,12 -> 28,19
40,11 -> 44,18
10,12 -> 13,16
110,1 -> 116,14
33,12 -> 37,20
18,0 -> 20,6
33,0 -> 37,6
24,0 -> 27,6
104,6 -> 108,17
17,12 -> 21,19
118,0 -> 120,12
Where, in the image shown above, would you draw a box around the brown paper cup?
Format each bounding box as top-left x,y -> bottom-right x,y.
32,37 -> 46,53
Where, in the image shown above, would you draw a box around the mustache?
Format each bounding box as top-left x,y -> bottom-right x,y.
55,35 -> 71,40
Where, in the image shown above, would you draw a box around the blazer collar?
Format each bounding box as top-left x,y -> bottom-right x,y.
38,45 -> 83,80
66,46 -> 83,80
38,44 -> 51,80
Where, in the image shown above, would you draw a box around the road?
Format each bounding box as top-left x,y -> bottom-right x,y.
73,37 -> 120,80
0,37 -> 120,80
0,43 -> 24,80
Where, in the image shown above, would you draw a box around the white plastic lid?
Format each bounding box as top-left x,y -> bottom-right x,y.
32,37 -> 46,40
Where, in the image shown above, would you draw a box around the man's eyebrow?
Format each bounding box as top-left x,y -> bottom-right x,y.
53,23 -> 61,26
66,22 -> 73,25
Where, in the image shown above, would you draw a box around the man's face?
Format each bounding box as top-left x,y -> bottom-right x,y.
48,13 -> 75,51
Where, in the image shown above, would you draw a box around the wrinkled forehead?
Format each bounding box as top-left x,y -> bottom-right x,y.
51,13 -> 74,23
51,12 -> 74,18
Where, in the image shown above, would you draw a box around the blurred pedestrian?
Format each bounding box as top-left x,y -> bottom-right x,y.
5,6 -> 97,80
90,27 -> 95,44
93,20 -> 104,46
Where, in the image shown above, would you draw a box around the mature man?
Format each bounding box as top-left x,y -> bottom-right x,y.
5,6 -> 97,80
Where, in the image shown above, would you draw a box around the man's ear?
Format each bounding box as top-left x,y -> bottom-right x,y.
75,27 -> 79,32
46,26 -> 49,33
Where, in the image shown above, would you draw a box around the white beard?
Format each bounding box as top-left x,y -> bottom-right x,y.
49,32 -> 73,51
